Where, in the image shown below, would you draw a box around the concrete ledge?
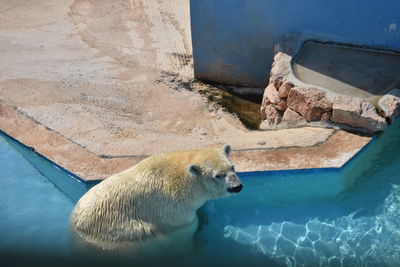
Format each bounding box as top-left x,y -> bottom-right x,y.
231,131 -> 370,171
0,101 -> 144,180
0,101 -> 371,180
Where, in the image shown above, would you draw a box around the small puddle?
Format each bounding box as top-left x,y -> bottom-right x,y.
194,81 -> 263,130
159,72 -> 263,129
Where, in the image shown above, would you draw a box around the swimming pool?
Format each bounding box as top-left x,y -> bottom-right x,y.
0,118 -> 399,266
0,134 -> 74,256
197,119 -> 400,266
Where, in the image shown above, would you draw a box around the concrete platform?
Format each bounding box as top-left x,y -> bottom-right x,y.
0,0 -> 371,180
293,42 -> 400,104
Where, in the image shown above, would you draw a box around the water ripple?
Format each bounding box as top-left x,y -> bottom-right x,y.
224,185 -> 400,266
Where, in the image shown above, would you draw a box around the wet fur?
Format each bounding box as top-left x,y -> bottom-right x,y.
70,147 -> 236,253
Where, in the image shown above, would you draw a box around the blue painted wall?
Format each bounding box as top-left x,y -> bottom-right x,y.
190,0 -> 400,87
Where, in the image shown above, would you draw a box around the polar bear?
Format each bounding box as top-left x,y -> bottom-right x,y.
70,145 -> 242,255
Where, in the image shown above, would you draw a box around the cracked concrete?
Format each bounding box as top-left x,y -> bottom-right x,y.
0,0 -> 371,180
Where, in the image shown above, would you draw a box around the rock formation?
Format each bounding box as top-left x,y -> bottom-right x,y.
260,51 -> 399,133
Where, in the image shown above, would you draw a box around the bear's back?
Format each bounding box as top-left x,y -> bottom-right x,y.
70,146 -> 231,252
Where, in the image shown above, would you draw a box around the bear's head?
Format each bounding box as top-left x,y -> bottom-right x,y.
187,145 -> 243,199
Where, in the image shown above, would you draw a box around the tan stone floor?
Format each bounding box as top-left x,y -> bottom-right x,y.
0,0 -> 371,180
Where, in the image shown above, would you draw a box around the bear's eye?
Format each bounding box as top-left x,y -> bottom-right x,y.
215,174 -> 225,179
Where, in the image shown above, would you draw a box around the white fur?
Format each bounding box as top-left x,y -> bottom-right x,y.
70,146 -> 241,255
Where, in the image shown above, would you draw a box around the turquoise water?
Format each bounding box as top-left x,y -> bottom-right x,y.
0,118 -> 399,266
0,136 -> 74,256
196,119 -> 400,266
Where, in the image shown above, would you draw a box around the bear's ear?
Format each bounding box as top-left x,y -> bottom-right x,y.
188,165 -> 201,177
223,144 -> 231,157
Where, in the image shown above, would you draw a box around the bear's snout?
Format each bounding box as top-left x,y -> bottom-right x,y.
227,184 -> 243,193
225,173 -> 242,194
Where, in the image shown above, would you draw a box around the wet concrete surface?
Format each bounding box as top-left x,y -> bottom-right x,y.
293,42 -> 400,104
0,1 -> 372,180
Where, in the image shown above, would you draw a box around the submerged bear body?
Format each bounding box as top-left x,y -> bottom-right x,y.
70,145 -> 242,253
